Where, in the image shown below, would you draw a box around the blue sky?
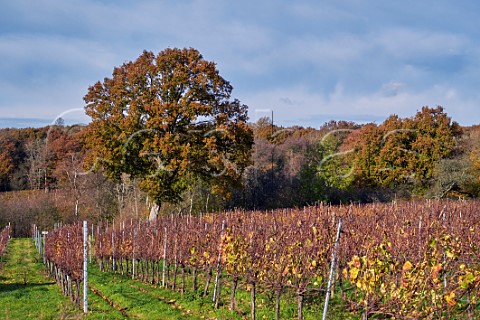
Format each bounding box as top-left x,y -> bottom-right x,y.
1,0 -> 479,128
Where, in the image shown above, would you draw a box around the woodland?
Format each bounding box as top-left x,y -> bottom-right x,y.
0,107 -> 479,236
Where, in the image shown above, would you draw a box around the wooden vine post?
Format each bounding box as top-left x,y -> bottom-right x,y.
162,226 -> 167,287
132,228 -> 137,279
322,217 -> 342,320
83,221 -> 88,313
112,223 -> 116,272
213,220 -> 226,308
89,224 -> 94,264
41,230 -> 48,265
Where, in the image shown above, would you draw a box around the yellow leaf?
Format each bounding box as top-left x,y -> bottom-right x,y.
352,255 -> 361,268
459,273 -> 475,289
445,291 -> 456,307
356,280 -> 362,289
402,261 -> 413,272
349,267 -> 359,280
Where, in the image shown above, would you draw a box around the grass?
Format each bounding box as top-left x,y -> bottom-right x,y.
0,238 -> 82,319
0,238 -> 125,320
88,266 -> 198,319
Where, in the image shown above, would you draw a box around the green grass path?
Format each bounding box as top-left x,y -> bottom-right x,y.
0,239 -> 129,319
0,238 -> 86,319
87,266 -> 202,319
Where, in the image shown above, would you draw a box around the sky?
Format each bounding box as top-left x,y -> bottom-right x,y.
1,0 -> 479,128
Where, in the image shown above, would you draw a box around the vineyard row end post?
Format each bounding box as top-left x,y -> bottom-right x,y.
83,221 -> 88,313
322,217 -> 342,320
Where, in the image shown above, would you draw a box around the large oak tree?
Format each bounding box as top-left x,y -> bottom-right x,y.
84,48 -> 253,217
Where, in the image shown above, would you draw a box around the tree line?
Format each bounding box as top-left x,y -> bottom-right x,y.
1,108 -> 480,223
251,106 -> 480,207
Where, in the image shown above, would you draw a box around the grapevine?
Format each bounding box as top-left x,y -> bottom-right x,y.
44,200 -> 480,319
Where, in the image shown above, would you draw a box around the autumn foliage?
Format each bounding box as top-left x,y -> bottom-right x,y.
83,48 -> 253,208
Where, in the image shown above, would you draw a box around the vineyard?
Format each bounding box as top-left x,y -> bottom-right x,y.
0,224 -> 11,258
42,200 -> 480,319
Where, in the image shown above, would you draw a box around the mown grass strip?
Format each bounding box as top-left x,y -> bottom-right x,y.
0,239 -> 125,320
0,238 -> 82,319
88,265 -> 200,319
89,285 -> 130,318
89,264 -> 359,320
